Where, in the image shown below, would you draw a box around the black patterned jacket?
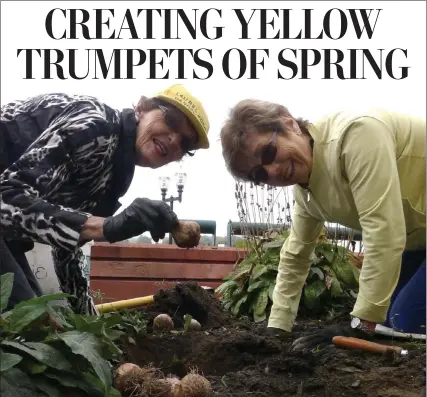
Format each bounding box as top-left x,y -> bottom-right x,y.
0,93 -> 137,314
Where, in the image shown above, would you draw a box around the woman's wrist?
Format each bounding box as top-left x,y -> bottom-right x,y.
79,216 -> 105,244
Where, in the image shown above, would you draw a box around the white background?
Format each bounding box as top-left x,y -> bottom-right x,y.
1,1 -> 426,240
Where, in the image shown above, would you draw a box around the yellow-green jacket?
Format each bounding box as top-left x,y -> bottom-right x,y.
268,108 -> 426,332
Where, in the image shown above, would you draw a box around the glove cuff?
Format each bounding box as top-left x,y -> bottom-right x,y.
103,216 -> 121,243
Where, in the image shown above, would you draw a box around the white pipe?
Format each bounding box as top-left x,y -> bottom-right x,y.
375,324 -> 426,340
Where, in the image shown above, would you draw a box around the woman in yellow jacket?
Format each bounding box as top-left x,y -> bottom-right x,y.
220,101 -> 426,349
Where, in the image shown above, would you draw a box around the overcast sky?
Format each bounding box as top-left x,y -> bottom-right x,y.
1,1 -> 426,238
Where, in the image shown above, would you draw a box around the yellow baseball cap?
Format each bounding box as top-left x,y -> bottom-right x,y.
155,84 -> 210,149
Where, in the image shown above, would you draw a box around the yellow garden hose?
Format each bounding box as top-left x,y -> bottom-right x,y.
96,295 -> 154,313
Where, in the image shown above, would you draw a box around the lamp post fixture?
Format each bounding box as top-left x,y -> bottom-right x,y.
159,176 -> 171,202
158,171 -> 187,244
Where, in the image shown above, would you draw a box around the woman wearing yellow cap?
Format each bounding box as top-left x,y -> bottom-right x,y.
0,85 -> 210,315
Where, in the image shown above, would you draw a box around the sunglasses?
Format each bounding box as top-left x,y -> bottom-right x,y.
159,105 -> 197,154
248,131 -> 278,185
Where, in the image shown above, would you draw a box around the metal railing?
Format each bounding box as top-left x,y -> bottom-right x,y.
226,220 -> 361,246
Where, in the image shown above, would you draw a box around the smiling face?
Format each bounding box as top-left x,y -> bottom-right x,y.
135,102 -> 198,168
241,124 -> 313,186
220,99 -> 313,187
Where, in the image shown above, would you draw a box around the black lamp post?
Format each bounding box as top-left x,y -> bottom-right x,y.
158,171 -> 187,244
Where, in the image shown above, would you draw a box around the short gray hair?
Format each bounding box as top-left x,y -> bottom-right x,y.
220,99 -> 310,180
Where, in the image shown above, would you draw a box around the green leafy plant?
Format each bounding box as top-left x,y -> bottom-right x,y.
303,241 -> 361,310
220,180 -> 363,323
112,309 -> 148,336
216,231 -> 362,323
0,273 -> 149,397
216,230 -> 285,323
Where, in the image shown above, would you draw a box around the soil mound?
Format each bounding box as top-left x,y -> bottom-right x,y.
147,281 -> 234,328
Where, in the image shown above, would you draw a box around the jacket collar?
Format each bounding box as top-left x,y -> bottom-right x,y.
114,109 -> 137,201
92,109 -> 137,217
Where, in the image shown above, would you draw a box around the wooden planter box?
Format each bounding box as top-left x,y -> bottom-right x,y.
90,243 -> 247,303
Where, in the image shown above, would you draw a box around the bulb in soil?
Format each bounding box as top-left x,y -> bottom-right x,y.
153,314 -> 174,331
181,373 -> 212,397
172,221 -> 201,248
188,319 -> 202,331
115,363 -> 167,397
149,378 -> 184,397
166,377 -> 184,397
114,363 -> 145,395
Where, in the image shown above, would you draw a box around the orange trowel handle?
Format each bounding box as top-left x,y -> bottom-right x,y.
332,336 -> 404,354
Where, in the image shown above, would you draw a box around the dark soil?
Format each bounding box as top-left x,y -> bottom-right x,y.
120,282 -> 426,397
148,282 -> 234,329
